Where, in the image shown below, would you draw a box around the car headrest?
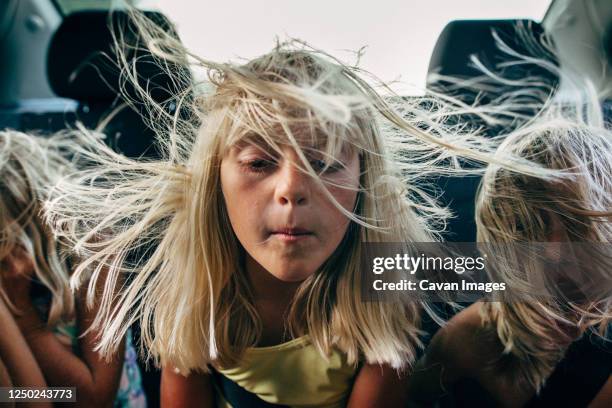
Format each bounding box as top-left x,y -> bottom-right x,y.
427,19 -> 558,103
47,10 -> 187,102
426,20 -> 559,243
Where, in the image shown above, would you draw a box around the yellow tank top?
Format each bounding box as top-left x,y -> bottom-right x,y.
215,335 -> 358,407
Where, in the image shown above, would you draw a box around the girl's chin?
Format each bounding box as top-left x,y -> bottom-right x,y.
269,268 -> 315,283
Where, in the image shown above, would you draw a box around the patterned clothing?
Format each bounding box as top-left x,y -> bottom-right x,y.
32,293 -> 147,407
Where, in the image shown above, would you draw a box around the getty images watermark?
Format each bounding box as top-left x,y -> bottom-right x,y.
360,242 -> 612,303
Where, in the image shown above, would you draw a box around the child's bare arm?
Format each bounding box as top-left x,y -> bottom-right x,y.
0,296 -> 51,408
161,366 -> 215,408
3,257 -> 124,408
10,289 -> 124,408
347,363 -> 411,407
346,305 -> 482,406
0,356 -> 14,408
0,355 -> 12,387
407,303 -> 484,404
589,375 -> 612,408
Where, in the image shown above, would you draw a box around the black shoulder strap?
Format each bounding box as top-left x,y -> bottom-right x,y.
527,331 -> 612,407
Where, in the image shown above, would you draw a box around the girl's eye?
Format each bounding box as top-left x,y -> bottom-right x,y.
239,157 -> 343,175
241,158 -> 276,174
311,159 -> 342,174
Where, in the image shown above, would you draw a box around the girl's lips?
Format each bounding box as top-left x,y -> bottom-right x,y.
272,227 -> 312,235
269,228 -> 314,242
271,232 -> 314,242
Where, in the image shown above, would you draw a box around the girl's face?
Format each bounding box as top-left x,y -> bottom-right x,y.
220,133 -> 360,282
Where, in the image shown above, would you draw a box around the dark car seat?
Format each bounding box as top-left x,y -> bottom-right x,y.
46,10 -> 191,159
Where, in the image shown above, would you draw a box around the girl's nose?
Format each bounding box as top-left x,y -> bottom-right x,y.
274,159 -> 310,206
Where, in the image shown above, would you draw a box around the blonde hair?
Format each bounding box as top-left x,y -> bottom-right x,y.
44,12 -> 558,374
476,102 -> 612,390
0,130 -> 74,327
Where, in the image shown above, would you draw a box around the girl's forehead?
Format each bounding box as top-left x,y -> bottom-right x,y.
229,124 -> 355,155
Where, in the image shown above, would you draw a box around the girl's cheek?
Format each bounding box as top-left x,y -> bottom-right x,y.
324,164 -> 360,210
325,182 -> 359,212
222,162 -> 264,193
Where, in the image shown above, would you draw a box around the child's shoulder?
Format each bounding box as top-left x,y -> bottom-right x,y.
425,302 -> 498,377
416,302 -> 536,406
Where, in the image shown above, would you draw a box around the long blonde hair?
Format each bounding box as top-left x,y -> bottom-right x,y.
44,12 -> 558,374
0,130 -> 74,327
476,102 -> 612,390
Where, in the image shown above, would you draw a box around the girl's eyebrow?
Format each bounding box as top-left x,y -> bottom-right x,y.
304,141 -> 355,157
232,138 -> 275,157
234,131 -> 354,158
231,134 -> 263,149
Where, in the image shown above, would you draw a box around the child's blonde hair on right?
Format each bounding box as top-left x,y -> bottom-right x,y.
476,107 -> 612,391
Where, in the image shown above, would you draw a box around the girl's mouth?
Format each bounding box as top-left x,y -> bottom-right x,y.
270,227 -> 314,242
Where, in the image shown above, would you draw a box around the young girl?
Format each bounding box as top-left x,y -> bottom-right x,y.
43,13 -> 552,406
408,106 -> 612,406
0,130 -> 146,407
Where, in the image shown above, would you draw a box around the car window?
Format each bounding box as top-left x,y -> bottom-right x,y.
155,0 -> 551,94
